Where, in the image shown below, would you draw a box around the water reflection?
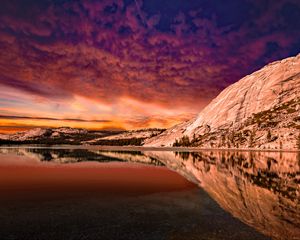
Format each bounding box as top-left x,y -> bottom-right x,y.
0,148 -> 163,166
0,147 -> 299,239
145,150 -> 300,240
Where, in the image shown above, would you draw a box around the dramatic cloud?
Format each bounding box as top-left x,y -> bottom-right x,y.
0,0 -> 299,132
0,115 -> 111,123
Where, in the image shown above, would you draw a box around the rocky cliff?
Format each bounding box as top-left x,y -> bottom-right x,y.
144,54 -> 300,150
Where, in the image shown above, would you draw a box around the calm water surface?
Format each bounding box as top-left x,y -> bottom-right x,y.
0,147 -> 299,240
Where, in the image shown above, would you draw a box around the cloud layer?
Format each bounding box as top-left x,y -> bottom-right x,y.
0,0 -> 299,132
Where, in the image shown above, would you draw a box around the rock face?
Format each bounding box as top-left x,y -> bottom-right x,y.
144,54 -> 300,149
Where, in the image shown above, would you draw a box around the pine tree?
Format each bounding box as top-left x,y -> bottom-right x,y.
279,141 -> 283,150
221,134 -> 226,146
180,135 -> 190,147
249,132 -> 254,148
192,134 -> 196,144
267,130 -> 272,142
297,134 -> 300,149
173,139 -> 179,147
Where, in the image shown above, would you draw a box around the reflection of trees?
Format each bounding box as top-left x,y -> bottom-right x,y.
145,150 -> 300,240
184,151 -> 299,202
10,148 -> 165,166
25,148 -> 124,163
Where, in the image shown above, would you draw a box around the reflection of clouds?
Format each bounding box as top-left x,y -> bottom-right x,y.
145,150 -> 300,240
1,146 -> 299,240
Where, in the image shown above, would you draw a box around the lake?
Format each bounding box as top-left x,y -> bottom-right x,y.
0,146 -> 299,240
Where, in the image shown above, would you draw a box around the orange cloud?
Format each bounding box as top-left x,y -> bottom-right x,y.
0,0 -> 299,133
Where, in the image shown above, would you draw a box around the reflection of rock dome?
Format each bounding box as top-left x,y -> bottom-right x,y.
0,147 -> 299,239
145,151 -> 300,240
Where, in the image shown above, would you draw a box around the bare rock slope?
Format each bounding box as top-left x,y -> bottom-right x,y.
144,54 -> 300,150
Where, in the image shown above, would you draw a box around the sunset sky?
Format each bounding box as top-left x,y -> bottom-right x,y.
0,0 -> 300,133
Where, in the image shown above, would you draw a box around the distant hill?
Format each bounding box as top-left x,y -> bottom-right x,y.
0,127 -> 165,146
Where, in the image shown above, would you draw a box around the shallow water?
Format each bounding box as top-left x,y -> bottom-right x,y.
0,147 -> 299,240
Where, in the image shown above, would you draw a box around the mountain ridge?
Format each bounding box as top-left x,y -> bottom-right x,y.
144,54 -> 300,150
1,55 -> 299,149
0,127 -> 165,145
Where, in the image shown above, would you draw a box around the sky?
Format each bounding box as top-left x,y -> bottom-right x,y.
0,0 -> 299,133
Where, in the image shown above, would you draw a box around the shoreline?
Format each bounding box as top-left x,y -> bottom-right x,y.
0,144 -> 299,153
